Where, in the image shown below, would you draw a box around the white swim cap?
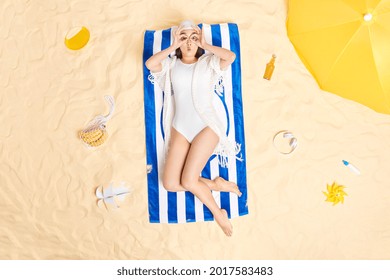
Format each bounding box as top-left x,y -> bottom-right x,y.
179,20 -> 195,30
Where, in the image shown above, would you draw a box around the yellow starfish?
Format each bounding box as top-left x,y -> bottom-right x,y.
323,182 -> 347,206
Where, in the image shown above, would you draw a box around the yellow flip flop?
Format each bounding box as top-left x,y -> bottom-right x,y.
65,26 -> 90,50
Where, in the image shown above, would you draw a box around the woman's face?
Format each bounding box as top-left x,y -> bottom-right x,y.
179,29 -> 199,58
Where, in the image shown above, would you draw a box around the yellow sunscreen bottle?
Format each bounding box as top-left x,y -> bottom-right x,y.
263,54 -> 276,80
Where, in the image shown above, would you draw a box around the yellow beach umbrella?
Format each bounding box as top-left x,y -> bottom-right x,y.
287,0 -> 390,114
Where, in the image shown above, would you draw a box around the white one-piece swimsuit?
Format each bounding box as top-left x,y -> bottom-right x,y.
171,59 -> 207,143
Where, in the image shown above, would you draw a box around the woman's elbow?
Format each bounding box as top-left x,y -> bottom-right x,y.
145,60 -> 162,73
230,52 -> 236,63
145,59 -> 152,70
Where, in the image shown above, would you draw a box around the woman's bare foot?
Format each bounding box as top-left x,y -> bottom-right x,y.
214,177 -> 242,197
215,209 -> 233,237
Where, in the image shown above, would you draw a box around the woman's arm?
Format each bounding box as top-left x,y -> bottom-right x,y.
145,45 -> 175,72
145,27 -> 185,72
203,44 -> 236,69
192,25 -> 236,69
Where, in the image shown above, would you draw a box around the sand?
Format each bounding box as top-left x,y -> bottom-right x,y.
1,0 -> 390,259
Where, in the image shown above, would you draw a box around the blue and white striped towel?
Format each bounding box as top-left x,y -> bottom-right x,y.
143,23 -> 247,223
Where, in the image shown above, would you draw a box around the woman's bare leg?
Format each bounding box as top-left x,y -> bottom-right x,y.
162,128 -> 190,192
181,127 -> 233,237
163,128 -> 241,197
200,177 -> 242,197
